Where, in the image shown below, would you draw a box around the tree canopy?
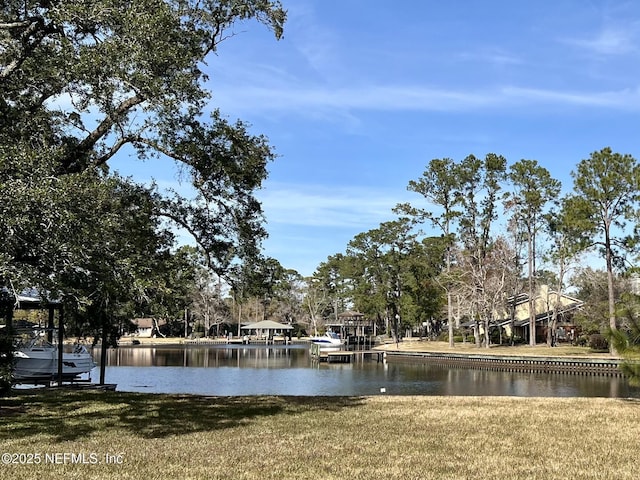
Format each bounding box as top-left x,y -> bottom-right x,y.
1,0 -> 286,277
0,0 -> 287,383
313,147 -> 640,349
569,148 -> 640,338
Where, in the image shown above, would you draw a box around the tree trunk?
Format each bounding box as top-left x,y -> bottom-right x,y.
99,317 -> 108,385
57,309 -> 64,384
447,290 -> 454,348
473,318 -> 480,347
545,289 -> 553,347
605,224 -> 618,354
509,301 -> 516,346
483,317 -> 490,348
528,230 -> 536,346
446,243 -> 454,348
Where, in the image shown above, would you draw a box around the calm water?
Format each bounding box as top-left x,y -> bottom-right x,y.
91,344 -> 640,398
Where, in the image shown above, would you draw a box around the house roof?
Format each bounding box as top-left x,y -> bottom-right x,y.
241,320 -> 293,330
133,318 -> 166,329
460,286 -> 584,329
494,286 -> 583,323
504,301 -> 584,327
0,289 -> 62,309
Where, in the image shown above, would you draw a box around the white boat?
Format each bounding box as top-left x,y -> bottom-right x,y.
309,331 -> 344,346
13,332 -> 96,381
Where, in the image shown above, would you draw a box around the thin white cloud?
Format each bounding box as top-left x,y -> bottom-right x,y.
562,25 -> 638,55
213,83 -> 640,116
500,85 -> 640,108
284,1 -> 349,82
456,47 -> 524,66
212,85 -> 488,117
257,183 -> 410,229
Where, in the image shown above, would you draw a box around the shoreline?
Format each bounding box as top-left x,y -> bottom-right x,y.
84,336 -> 628,376
107,336 -> 621,360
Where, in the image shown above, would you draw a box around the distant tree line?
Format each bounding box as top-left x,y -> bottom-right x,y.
308,149 -> 640,359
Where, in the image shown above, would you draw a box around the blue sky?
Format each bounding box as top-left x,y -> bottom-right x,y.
116,1 -> 640,276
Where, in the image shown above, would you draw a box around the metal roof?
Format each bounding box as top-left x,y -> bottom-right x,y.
240,320 -> 294,330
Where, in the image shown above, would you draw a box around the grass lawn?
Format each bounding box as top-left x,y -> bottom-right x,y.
1,389 -> 639,480
380,340 -> 619,358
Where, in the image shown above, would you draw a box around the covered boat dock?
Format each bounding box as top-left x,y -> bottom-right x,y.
240,320 -> 294,343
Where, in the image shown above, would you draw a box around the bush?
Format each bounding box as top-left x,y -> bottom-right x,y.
0,334 -> 13,396
575,334 -> 589,347
589,333 -> 609,352
436,333 -> 468,343
193,322 -> 205,334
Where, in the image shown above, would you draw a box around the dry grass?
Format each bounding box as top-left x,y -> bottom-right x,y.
379,339 -> 619,359
1,390 -> 639,480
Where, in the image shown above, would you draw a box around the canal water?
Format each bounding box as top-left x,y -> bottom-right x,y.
93,344 -> 640,398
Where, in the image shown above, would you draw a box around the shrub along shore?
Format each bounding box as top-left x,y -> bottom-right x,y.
1,389 -> 639,480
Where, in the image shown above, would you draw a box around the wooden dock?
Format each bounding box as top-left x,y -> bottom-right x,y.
310,344 -> 386,364
16,377 -> 117,391
326,351 -> 354,363
61,382 -> 117,391
184,337 -> 306,346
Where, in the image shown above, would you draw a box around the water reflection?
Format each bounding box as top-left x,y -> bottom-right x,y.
106,344 -> 307,369
95,345 -> 640,398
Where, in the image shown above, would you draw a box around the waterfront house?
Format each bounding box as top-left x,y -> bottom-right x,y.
463,285 -> 584,345
132,318 -> 166,338
499,285 -> 583,344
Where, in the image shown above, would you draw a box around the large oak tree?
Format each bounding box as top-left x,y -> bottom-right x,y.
0,0 -> 286,383
1,0 -> 286,275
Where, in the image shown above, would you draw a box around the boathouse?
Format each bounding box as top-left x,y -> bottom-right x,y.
241,320 -> 293,341
0,290 -> 63,340
325,310 -> 376,343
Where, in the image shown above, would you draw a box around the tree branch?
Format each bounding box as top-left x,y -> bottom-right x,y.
157,208 -> 218,272
94,135 -> 138,166
61,95 -> 145,172
79,95 -> 144,157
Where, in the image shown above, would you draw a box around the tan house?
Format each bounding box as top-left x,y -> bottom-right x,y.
463,285 -> 584,344
498,285 -> 583,344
